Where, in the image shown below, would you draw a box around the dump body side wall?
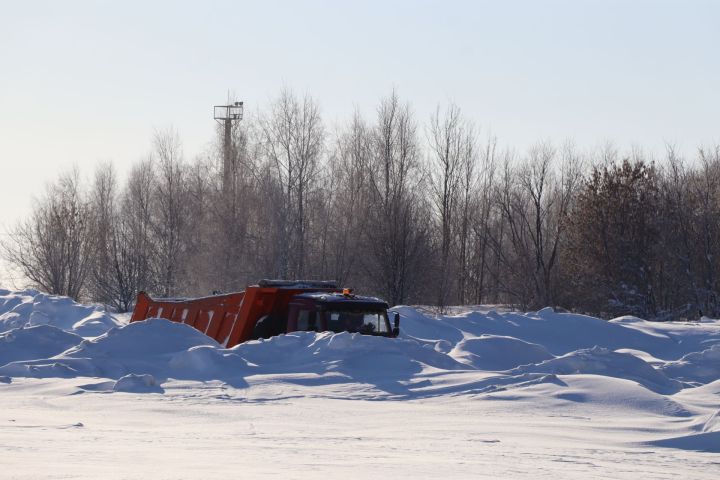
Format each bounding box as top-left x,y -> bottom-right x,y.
130,291 -> 246,346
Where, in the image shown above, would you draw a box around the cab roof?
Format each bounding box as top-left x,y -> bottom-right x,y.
294,292 -> 389,310
257,279 -> 338,289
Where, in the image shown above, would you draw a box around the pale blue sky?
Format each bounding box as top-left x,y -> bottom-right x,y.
1,0 -> 719,233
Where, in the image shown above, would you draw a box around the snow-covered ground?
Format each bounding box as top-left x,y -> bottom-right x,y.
1,289 -> 719,478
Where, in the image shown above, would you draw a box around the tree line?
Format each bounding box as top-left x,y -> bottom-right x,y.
4,89 -> 720,320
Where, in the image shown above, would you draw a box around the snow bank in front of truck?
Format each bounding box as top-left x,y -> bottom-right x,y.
0,317 -> 466,394
0,319 -> 220,381
2,288 -> 720,400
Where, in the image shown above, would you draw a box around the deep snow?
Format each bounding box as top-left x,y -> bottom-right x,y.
1,289 -> 720,478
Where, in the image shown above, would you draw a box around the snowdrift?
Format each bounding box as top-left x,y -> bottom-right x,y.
0,318 -> 466,395
0,324 -> 83,367
509,346 -> 682,394
2,288 -> 720,451
0,290 -> 121,336
660,343 -> 720,384
1,290 -> 719,396
450,335 -> 554,370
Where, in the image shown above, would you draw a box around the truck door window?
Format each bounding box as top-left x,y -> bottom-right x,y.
297,310 -> 316,331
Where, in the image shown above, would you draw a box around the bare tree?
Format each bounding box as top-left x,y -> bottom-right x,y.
260,90 -> 324,278
669,146 -> 720,317
181,157 -> 214,294
465,136 -> 497,304
364,91 -> 430,304
150,128 -> 187,296
87,161 -> 119,306
324,111 -> 373,285
3,168 -> 92,300
490,143 -> 582,308
428,103 -> 478,309
91,158 -> 159,311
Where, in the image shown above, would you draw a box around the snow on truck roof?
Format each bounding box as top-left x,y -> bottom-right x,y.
295,292 -> 389,308
257,279 -> 339,289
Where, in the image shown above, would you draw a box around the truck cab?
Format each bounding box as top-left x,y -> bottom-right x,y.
286,291 -> 394,336
251,286 -> 399,340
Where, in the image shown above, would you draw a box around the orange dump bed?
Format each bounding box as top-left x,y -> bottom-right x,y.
130,285 -> 338,347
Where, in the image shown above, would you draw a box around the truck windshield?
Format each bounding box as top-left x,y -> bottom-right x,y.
325,310 -> 388,334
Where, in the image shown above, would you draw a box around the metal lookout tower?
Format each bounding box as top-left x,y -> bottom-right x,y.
214,101 -> 244,195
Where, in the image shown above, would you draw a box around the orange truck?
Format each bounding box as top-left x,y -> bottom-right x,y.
130,279 -> 400,347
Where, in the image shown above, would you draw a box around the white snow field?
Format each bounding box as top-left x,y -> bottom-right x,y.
1,289 -> 720,479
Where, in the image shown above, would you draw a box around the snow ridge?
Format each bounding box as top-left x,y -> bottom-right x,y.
2,289 -> 720,454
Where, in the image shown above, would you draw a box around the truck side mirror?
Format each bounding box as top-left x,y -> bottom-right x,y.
392,312 -> 400,337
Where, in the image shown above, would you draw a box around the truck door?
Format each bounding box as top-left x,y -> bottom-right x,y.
287,301 -> 319,332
